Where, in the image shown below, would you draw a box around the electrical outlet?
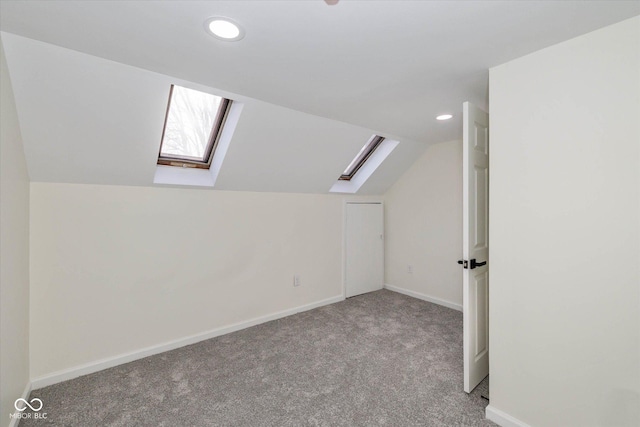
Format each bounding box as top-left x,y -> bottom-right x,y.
407,265 -> 413,274
293,275 -> 301,287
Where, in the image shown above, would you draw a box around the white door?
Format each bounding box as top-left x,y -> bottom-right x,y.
462,101 -> 490,393
345,202 -> 384,298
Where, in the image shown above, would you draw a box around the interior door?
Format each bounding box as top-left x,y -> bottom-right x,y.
462,101 -> 490,393
345,202 -> 384,298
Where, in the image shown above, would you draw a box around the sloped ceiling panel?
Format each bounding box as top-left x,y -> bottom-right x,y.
1,1 -> 638,142
1,33 -> 426,194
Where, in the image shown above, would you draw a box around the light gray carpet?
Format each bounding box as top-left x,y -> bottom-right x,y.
22,290 -> 494,426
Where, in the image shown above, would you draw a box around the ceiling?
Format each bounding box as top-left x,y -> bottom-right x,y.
1,32 -> 425,194
1,1 -> 639,193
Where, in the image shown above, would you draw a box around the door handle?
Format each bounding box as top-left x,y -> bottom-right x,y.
469,259 -> 486,269
457,259 -> 487,269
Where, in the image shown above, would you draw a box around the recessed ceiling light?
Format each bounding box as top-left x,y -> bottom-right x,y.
205,17 -> 245,41
436,114 -> 453,121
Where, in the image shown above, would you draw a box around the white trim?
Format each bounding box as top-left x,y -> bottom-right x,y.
485,405 -> 531,427
8,382 -> 32,427
384,284 -> 462,312
342,201 -> 347,300
153,165 -> 216,187
31,294 -> 344,389
208,101 -> 243,185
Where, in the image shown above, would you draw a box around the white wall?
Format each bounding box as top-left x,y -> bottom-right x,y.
489,16 -> 639,427
384,140 -> 463,309
29,183 -> 350,380
0,40 -> 30,424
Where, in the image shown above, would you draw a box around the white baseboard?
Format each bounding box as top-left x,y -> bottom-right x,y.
486,405 -> 531,427
384,284 -> 462,311
9,382 -> 32,427
31,295 -> 344,390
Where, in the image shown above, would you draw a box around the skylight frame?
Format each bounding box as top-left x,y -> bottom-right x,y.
157,84 -> 233,170
339,135 -> 386,181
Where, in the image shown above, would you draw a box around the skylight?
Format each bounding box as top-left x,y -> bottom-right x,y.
158,85 -> 232,169
339,135 -> 385,180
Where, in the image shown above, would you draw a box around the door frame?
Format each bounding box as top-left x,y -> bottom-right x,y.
342,199 -> 384,299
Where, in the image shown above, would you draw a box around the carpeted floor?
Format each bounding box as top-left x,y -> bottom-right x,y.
21,290 -> 494,426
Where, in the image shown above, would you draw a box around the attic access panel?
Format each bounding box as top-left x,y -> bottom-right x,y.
158,85 -> 232,169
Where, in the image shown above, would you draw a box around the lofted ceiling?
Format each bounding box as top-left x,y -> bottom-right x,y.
1,1 -> 639,194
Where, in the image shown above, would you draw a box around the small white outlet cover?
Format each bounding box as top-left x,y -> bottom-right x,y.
294,275 -> 301,287
407,265 -> 413,274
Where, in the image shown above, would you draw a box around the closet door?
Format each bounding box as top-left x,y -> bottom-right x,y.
345,202 -> 384,298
